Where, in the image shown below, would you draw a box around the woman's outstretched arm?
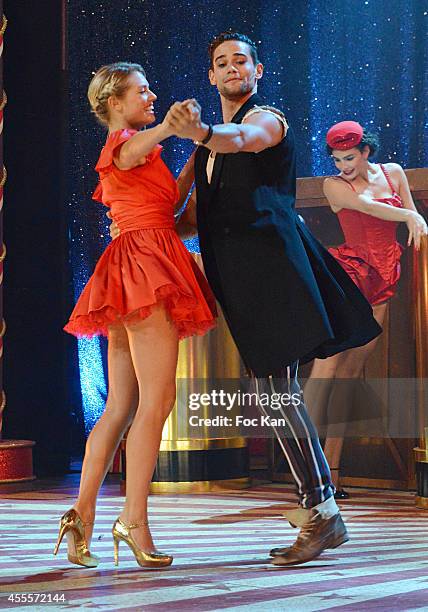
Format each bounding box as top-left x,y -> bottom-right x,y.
114,119 -> 174,170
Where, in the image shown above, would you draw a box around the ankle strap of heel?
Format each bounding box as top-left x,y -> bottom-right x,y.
127,521 -> 148,529
118,518 -> 149,529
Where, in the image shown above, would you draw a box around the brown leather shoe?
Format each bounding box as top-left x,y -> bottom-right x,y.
271,511 -> 349,566
270,544 -> 292,557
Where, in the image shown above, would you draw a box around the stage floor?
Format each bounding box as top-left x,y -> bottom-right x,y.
0,475 -> 427,611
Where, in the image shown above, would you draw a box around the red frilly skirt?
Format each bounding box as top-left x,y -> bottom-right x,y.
328,242 -> 404,306
64,228 -> 217,339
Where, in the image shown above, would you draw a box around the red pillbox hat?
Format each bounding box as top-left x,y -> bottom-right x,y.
326,121 -> 364,150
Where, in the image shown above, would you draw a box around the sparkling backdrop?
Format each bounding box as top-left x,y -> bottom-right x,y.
67,0 -> 428,433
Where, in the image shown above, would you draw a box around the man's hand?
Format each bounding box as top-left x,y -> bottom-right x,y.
165,99 -> 207,141
106,211 -> 120,240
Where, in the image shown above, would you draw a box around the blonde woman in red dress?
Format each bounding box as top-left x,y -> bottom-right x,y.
306,121 -> 427,497
54,62 -> 216,568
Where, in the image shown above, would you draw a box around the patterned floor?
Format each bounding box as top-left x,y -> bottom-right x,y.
0,475 -> 428,611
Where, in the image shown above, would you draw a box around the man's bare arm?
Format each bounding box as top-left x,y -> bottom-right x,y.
198,112 -> 284,154
166,100 -> 285,154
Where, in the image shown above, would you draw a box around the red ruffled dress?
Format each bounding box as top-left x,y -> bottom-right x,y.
64,129 -> 217,339
328,164 -> 404,306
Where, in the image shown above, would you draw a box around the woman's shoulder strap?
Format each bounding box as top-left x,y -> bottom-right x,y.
379,163 -> 396,194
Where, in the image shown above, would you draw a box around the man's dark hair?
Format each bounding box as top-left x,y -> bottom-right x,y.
208,32 -> 259,68
327,130 -> 380,157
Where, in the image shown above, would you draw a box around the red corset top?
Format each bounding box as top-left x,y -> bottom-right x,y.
333,164 -> 404,280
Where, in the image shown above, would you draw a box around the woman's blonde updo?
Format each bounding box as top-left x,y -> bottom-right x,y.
87,62 -> 146,126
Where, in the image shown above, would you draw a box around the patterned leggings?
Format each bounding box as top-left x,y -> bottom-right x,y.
254,361 -> 334,508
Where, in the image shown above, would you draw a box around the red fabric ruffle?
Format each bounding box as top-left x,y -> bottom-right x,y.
328,242 -> 403,306
92,130 -> 163,203
64,228 -> 217,339
95,129 -> 163,172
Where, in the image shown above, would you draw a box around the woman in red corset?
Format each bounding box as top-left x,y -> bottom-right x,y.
306,121 -> 427,498
54,62 -> 216,568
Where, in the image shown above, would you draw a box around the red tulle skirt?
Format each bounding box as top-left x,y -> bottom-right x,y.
64,228 -> 217,339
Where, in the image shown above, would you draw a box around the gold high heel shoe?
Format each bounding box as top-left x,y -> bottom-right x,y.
112,518 -> 173,568
53,508 -> 99,568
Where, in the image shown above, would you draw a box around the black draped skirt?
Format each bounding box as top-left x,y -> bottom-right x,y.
198,211 -> 382,377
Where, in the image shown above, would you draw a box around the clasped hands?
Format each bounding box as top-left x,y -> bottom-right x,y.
163,98 -> 205,140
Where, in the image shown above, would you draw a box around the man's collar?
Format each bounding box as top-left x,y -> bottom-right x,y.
230,93 -> 263,123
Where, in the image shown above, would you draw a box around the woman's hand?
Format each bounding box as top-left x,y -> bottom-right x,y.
406,210 -> 428,250
106,211 -> 120,240
164,99 -> 204,140
160,100 -> 199,137
160,109 -> 180,138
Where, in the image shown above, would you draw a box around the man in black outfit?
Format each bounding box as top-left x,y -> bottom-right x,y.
165,32 -> 382,566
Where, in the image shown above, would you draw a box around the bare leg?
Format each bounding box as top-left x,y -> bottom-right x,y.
71,324 -> 138,552
324,303 -> 388,486
305,354 -> 344,488
304,353 -> 341,431
120,306 -> 179,552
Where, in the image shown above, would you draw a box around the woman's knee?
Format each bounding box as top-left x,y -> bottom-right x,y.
155,383 -> 176,417
336,343 -> 376,377
136,384 -> 176,422
310,355 -> 340,378
335,356 -> 364,378
104,393 -> 138,423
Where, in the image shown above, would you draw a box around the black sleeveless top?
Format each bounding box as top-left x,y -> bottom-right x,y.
194,93 -> 381,376
195,93 -> 297,231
